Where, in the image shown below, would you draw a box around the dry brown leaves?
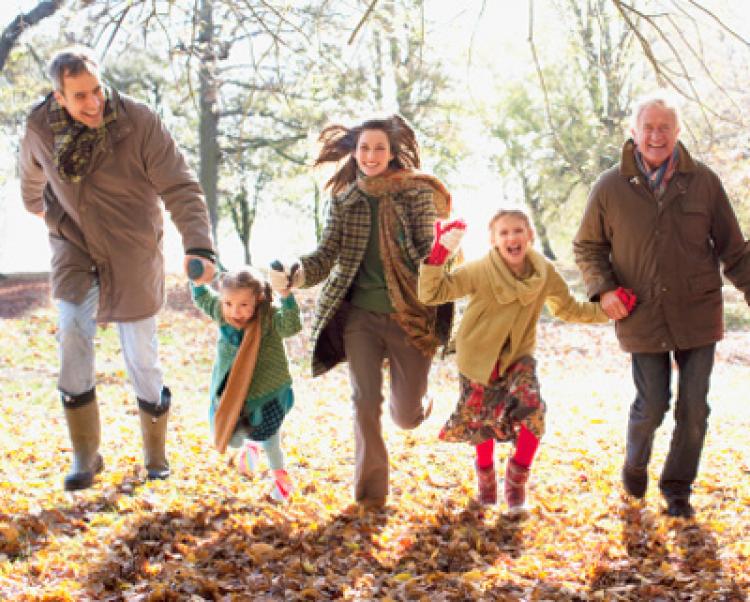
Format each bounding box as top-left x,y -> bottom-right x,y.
0,277 -> 748,600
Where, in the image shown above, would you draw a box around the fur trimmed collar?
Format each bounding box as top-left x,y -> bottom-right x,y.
355,169 -> 452,219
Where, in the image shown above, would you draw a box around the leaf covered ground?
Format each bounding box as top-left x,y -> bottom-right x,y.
0,275 -> 748,601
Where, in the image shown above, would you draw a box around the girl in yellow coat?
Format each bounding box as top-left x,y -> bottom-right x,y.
418,209 -> 609,517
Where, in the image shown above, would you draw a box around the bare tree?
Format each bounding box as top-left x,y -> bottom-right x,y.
0,1 -> 65,72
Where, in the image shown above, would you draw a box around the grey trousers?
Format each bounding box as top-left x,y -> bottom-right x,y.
343,306 -> 433,502
56,283 -> 163,403
626,344 -> 714,500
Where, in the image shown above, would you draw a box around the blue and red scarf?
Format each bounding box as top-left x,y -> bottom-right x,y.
634,146 -> 679,198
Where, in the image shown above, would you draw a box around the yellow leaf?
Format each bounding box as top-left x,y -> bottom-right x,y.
462,569 -> 484,582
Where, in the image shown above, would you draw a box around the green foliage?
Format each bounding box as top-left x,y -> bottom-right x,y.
487,0 -> 635,260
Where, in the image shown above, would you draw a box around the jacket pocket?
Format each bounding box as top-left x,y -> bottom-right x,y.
688,271 -> 722,294
679,198 -> 711,241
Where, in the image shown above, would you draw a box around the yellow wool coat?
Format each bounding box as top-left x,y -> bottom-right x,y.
418,247 -> 608,385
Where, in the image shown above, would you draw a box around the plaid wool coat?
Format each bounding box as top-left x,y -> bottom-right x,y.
300,175 -> 437,376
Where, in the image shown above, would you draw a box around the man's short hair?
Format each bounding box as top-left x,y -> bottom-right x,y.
47,46 -> 100,93
630,89 -> 682,131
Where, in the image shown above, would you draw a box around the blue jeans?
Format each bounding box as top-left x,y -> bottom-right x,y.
56,284 -> 163,403
626,344 -> 714,500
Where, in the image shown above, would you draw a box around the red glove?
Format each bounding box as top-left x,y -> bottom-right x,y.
427,219 -> 467,265
615,287 -> 637,313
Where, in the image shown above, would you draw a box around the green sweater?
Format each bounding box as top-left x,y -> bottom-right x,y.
191,284 -> 301,420
349,194 -> 395,313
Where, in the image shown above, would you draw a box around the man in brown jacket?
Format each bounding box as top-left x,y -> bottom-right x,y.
574,91 -> 750,518
19,46 -> 216,490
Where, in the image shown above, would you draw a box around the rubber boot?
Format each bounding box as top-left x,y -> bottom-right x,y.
138,386 -> 171,480
476,462 -> 497,505
61,388 -> 104,491
504,458 -> 531,518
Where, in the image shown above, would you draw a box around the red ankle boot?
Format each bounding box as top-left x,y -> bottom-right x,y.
476,463 -> 497,505
504,458 -> 530,518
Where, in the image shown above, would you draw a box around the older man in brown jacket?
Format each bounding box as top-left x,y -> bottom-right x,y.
574,91 -> 750,518
19,46 -> 216,491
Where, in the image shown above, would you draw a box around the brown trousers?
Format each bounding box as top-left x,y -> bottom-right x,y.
344,306 -> 433,502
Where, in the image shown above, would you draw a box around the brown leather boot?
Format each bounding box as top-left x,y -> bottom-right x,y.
476,463 -> 497,505
504,458 -> 530,518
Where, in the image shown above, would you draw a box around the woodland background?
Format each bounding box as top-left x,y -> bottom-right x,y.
1,1 -> 749,600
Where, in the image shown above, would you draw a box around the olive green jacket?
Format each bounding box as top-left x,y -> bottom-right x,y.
574,140 -> 750,353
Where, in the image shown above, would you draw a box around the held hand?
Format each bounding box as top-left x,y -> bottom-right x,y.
269,260 -> 304,295
184,255 -> 216,285
600,289 -> 629,320
289,263 -> 304,288
269,263 -> 291,296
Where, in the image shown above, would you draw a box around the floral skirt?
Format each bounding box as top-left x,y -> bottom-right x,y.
439,356 -> 546,446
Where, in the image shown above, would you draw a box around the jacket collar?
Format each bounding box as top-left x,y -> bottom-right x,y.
487,247 -> 547,306
105,89 -> 134,145
620,139 -> 695,178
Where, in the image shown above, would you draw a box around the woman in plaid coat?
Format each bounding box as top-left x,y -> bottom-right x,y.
274,115 -> 450,508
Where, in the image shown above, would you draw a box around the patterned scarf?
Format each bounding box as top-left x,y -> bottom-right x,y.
48,90 -> 117,183
634,145 -> 679,198
357,169 -> 452,356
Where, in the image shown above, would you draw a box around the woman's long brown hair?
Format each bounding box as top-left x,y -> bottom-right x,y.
314,114 -> 421,195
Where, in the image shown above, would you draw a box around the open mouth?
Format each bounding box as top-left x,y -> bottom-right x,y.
505,243 -> 523,257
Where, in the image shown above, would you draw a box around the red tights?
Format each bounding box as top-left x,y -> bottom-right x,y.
475,425 -> 539,469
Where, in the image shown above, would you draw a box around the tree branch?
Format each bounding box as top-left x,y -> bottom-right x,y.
0,0 -> 64,72
348,0 -> 378,45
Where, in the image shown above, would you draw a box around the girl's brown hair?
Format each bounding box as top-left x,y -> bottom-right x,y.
488,208 -> 534,236
218,266 -> 272,318
314,114 -> 420,195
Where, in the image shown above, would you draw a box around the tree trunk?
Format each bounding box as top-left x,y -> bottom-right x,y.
313,180 -> 323,242
522,175 -> 556,260
198,0 -> 220,244
0,1 -> 64,72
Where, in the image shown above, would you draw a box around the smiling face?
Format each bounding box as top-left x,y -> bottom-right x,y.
354,128 -> 393,177
220,288 -> 258,329
490,214 -> 534,274
631,103 -> 680,168
54,68 -> 106,129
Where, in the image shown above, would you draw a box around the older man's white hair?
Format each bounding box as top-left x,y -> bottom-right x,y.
630,89 -> 682,132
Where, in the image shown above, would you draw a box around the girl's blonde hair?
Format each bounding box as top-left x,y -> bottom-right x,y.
314,114 -> 420,195
488,208 -> 535,237
219,266 -> 272,315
